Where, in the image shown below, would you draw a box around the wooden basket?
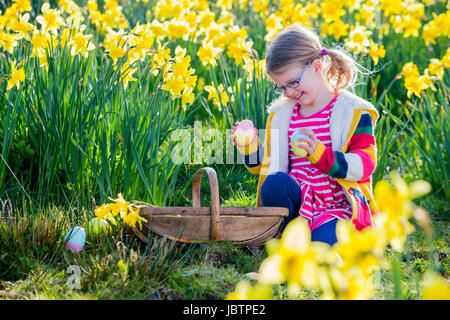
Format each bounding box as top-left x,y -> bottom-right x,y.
131,167 -> 289,247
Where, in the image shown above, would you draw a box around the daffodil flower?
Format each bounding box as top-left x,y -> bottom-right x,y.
345,25 -> 372,54
113,62 -> 137,88
108,193 -> 129,218
226,281 -> 272,300
259,218 -> 332,292
404,75 -> 429,98
368,41 -> 386,66
181,86 -> 195,109
7,61 -> 25,91
107,46 -> 126,65
427,58 -> 445,79
226,37 -> 253,65
36,3 -> 66,35
13,0 -> 32,13
374,173 -> 431,251
124,207 -> 147,229
94,194 -> 148,229
442,48 -> 450,68
68,32 -> 96,58
30,28 -> 49,57
94,203 -> 111,220
0,31 -> 19,54
204,84 -> 229,110
11,13 -> 34,41
421,271 -> 450,300
198,39 -> 223,67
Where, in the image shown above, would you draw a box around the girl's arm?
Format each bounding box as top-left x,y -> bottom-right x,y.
234,113 -> 275,175
305,113 -> 377,182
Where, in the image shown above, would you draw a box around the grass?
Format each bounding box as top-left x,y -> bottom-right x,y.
373,219 -> 449,300
0,0 -> 448,301
0,169 -> 448,300
0,222 -> 266,300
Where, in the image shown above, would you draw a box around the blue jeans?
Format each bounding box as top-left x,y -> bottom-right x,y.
260,171 -> 338,246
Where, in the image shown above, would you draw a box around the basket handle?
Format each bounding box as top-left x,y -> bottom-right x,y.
192,167 -> 220,241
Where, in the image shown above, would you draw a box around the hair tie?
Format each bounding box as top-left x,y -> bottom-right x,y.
321,49 -> 327,56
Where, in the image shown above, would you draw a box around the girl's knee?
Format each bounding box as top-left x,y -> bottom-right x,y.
261,171 -> 299,206
262,171 -> 293,190
261,171 -> 289,199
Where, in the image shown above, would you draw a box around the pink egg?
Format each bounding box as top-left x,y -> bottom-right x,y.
235,120 -> 257,146
237,119 -> 254,132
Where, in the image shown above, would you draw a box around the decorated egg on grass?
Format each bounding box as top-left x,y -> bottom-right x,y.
291,131 -> 310,158
235,119 -> 256,146
243,272 -> 260,281
87,218 -> 111,235
64,226 -> 86,252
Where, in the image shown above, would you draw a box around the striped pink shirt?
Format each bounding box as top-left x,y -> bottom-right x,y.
288,95 -> 353,231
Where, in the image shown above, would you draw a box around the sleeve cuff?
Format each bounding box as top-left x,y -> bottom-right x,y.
307,140 -> 326,164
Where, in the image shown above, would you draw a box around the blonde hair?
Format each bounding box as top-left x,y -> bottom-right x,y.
265,24 -> 366,92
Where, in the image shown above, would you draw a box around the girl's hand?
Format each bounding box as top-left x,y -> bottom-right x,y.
229,120 -> 258,147
296,128 -> 319,155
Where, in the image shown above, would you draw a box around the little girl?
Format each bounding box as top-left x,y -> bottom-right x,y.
230,25 -> 379,246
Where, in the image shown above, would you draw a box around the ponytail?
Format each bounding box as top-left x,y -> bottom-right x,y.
322,47 -> 357,92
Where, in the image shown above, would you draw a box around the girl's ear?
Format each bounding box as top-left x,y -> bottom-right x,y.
313,59 -> 322,73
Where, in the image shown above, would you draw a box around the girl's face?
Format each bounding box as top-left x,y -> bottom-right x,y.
270,60 -> 324,108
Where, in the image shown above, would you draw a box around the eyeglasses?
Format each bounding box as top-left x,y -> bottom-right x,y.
273,62 -> 310,95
